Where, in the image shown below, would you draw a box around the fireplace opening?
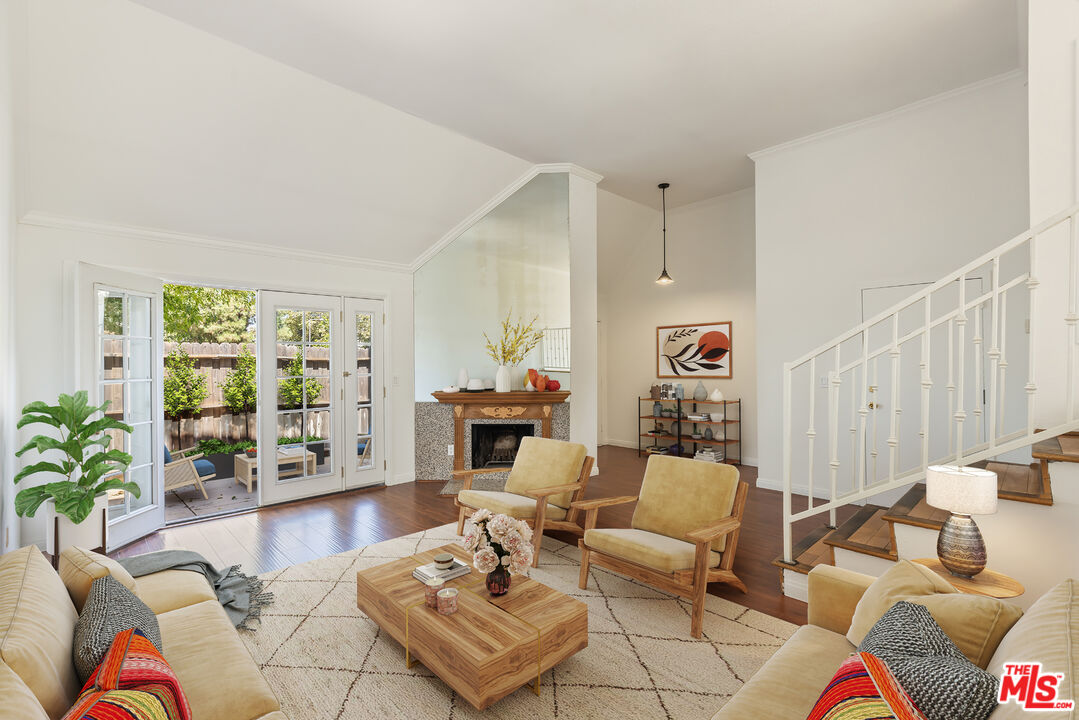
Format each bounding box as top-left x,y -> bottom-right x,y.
471,424 -> 534,469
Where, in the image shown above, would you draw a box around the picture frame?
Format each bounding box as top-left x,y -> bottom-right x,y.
656,321 -> 732,379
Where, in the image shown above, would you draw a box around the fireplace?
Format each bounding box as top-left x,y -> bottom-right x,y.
471,424 -> 534,469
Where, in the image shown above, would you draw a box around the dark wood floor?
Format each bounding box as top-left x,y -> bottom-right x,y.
112,445 -> 812,624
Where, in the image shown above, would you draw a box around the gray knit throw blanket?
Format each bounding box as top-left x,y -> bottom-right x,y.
117,549 -> 273,631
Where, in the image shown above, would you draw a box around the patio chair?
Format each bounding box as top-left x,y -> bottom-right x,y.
454,436 -> 595,567
575,454 -> 749,638
163,445 -> 214,499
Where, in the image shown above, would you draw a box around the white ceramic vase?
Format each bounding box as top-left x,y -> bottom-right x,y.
456,368 -> 470,389
709,388 -> 725,402
46,493 -> 108,555
495,365 -> 512,392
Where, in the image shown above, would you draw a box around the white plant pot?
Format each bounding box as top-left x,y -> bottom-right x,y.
494,365 -> 512,393
45,494 -> 108,556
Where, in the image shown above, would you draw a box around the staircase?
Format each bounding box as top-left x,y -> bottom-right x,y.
775,202 -> 1079,599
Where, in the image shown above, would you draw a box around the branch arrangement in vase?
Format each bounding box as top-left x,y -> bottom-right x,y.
483,311 -> 544,366
13,391 -> 138,525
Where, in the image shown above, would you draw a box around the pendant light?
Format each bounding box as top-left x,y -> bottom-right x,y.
655,182 -> 674,285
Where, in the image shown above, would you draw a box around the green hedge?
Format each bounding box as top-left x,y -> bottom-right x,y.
195,436 -> 326,456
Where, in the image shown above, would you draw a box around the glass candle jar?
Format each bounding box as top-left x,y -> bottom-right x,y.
436,588 -> 459,615
424,578 -> 444,609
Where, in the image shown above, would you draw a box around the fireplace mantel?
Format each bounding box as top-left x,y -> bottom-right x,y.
431,391 -> 570,472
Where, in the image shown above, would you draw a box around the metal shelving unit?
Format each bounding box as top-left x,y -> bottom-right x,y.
637,396 -> 741,464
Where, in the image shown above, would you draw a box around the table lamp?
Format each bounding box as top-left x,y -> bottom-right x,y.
925,465 -> 998,578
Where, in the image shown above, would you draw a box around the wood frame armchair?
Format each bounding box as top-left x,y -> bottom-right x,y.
164,446 -> 212,499
576,475 -> 749,638
454,451 -> 595,568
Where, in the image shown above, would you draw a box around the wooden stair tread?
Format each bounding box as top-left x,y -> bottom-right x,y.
823,504 -> 897,560
882,484 -> 951,530
1031,434 -> 1079,463
772,524 -> 833,575
972,460 -> 1053,506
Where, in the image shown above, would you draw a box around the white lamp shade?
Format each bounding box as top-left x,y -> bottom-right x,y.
925,465 -> 998,515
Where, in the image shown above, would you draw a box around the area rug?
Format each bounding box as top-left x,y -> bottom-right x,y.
240,524 -> 796,719
438,471 -> 509,496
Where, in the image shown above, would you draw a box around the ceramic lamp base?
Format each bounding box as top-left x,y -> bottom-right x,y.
936,513 -> 987,579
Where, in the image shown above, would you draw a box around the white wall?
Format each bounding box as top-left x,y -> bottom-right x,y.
414,174 -> 571,397
753,73 -> 1030,488
598,188 -> 758,464
15,222 -> 416,548
0,0 -> 19,553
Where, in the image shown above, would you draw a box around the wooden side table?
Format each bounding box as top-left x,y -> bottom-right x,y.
912,558 -> 1024,599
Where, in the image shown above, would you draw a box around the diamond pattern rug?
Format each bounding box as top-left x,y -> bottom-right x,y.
240,524 -> 796,719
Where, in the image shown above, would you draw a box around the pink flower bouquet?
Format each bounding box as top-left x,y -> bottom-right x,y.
462,509 -> 534,577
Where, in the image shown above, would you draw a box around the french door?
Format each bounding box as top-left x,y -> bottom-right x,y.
257,292 -> 384,505
78,264 -> 166,551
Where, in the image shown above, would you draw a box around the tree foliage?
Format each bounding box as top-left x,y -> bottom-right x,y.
277,354 -> 323,410
163,348 -> 208,419
13,391 -> 138,524
164,285 -> 255,344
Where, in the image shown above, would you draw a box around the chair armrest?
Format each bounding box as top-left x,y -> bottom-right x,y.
806,565 -> 874,634
181,453 -> 205,461
570,496 -> 637,511
523,482 -> 582,499
684,517 -> 740,544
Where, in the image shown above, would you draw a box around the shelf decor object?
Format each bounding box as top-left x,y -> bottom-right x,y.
657,322 -> 732,378
925,465 -> 999,578
655,182 -> 674,286
637,395 -> 741,464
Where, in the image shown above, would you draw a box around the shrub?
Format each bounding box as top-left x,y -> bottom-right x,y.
163,348 -> 208,420
277,354 -> 323,410
222,346 -> 257,414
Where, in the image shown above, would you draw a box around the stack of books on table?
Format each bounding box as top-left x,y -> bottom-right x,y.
693,449 -> 725,463
413,559 -> 472,584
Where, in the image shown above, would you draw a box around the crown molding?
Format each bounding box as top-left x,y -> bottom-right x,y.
748,68 -> 1027,161
17,212 -> 414,274
409,162 -> 603,272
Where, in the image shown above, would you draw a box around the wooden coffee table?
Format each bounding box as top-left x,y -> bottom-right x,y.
355,544 -> 588,710
233,448 -> 316,492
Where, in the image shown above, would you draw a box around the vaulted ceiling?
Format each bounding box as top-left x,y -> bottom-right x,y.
130,0 -> 1023,208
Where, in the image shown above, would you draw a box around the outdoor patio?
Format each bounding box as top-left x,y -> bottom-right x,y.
166,474 -> 257,522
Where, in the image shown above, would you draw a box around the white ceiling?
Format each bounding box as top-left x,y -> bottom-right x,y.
130,0 -> 1022,208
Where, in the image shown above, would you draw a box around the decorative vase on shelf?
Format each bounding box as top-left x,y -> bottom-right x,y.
494,365 -> 512,393
709,388 -> 724,402
704,427 -> 714,441
650,384 -> 661,400
485,565 -> 511,596
693,381 -> 708,401
457,368 -> 470,389
675,383 -> 684,400
652,401 -> 663,417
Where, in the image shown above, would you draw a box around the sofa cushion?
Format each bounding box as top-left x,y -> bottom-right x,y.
457,490 -> 567,521
584,528 -> 720,573
712,624 -> 856,719
504,436 -> 587,509
858,601 -> 999,720
59,547 -> 139,613
82,628 -> 190,720
631,454 -> 739,552
157,600 -> 279,720
0,662 -> 50,720
847,560 -> 1022,668
987,579 -> 1077,720
0,546 -> 81,720
73,577 -> 163,684
135,571 -> 217,616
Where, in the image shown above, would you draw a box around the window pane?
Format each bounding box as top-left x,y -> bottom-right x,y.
304,343 -> 330,378
102,383 -> 124,419
276,412 -> 303,443
129,422 -> 152,468
357,434 -> 372,469
305,311 -> 330,344
356,313 -> 372,344
277,379 -> 305,411
276,309 -> 303,343
128,465 -> 153,511
128,339 -> 152,380
307,438 -> 330,476
128,295 -> 151,337
128,381 -> 152,423
357,405 -> 370,435
101,292 -> 123,335
278,346 -> 302,379
306,377 -> 329,408
103,338 -> 123,380
356,374 -> 370,403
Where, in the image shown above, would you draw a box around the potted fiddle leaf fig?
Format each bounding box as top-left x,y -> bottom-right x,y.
13,391 -> 140,553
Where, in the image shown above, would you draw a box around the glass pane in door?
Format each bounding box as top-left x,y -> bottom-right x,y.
356,312 -> 373,469
275,309 -> 334,481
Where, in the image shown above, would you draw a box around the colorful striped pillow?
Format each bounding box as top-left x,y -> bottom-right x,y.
63,629 -> 190,720
807,653 -> 928,720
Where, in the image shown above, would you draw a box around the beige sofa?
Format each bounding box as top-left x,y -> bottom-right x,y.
0,545 -> 285,720
715,563 -> 1077,719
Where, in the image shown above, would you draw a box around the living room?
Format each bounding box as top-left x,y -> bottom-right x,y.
0,1 -> 1077,719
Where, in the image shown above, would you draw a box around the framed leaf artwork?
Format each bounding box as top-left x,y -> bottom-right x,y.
656,322 -> 732,378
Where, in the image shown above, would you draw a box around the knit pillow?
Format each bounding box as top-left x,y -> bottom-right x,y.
806,652 -> 927,720
73,576 -> 163,683
858,601 -> 999,720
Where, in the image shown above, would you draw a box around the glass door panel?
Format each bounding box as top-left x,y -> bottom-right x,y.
345,298 -> 383,487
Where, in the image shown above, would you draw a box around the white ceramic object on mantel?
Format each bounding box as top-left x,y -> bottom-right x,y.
524,378 -> 536,392
45,493 -> 108,555
495,365 -> 512,393
442,386 -> 460,393
709,388 -> 724,402
456,368 -> 470,389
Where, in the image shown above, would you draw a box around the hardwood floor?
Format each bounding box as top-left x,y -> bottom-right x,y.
111,445 -> 811,624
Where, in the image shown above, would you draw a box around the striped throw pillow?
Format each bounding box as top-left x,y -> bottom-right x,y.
807,653 -> 928,720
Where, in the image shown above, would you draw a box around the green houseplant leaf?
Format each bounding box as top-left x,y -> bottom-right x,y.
11,392 -> 134,525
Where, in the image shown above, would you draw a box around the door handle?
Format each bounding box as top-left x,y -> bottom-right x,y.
868,402 -> 882,410
343,371 -> 351,377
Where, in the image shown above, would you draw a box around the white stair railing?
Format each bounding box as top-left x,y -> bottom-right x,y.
781,202 -> 1079,565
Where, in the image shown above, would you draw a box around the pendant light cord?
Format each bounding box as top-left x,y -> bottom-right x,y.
661,185 -> 667,266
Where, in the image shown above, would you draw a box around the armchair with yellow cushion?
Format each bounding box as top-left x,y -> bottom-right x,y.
454,436 -> 595,567
576,454 -> 748,638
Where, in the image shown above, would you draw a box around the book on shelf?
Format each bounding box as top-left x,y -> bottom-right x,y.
412,559 -> 472,584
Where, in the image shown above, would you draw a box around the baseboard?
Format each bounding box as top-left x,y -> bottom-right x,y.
602,439 -> 639,450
